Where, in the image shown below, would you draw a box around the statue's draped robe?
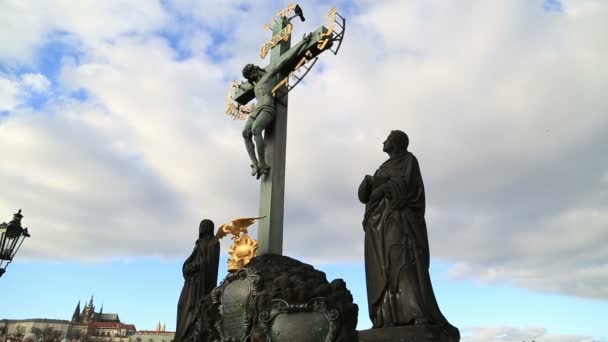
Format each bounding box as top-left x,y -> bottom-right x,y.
175,237 -> 220,342
363,151 -> 456,331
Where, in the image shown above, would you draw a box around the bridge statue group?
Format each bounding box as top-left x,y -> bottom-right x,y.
175,4 -> 460,342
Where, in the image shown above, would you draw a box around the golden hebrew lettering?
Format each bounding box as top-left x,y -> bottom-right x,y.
285,4 -> 296,15
226,102 -> 236,116
226,81 -> 237,100
263,18 -> 276,31
260,42 -> 273,59
282,24 -> 292,42
272,77 -> 289,96
264,4 -> 296,31
317,24 -> 335,50
260,24 -> 293,59
317,38 -> 329,50
319,25 -> 335,40
276,4 -> 296,19
316,7 -> 338,50
294,50 -> 313,71
225,81 -> 238,117
294,57 -> 308,71
325,7 -> 337,19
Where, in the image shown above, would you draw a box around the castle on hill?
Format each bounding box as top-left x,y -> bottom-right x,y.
1,296 -> 173,342
67,295 -> 137,340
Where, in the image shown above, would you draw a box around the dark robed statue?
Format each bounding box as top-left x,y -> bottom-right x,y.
175,219 -> 220,342
358,130 -> 459,336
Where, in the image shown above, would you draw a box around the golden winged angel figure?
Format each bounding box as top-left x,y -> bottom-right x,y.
211,216 -> 266,243
210,216 -> 265,271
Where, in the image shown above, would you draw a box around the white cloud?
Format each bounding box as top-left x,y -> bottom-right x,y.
0,73 -> 51,111
463,325 -> 603,342
564,0 -> 604,18
0,76 -> 21,111
0,0 -> 607,304
0,0 -> 168,65
20,73 -> 51,93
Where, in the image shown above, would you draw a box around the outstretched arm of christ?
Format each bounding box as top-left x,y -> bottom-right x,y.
231,33 -> 313,105
268,33 -> 312,75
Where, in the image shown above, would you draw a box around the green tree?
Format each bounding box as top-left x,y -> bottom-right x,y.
15,325 -> 26,337
52,329 -> 62,341
42,325 -> 55,342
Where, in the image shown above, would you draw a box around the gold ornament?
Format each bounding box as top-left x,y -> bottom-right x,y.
212,216 -> 265,271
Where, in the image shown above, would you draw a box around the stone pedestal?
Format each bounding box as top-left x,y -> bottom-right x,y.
202,254 -> 359,341
358,325 -> 460,342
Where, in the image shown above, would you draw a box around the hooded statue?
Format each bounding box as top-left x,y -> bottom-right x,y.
358,130 -> 459,338
175,219 -> 220,342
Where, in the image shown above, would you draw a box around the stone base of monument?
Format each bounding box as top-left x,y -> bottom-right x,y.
358,325 -> 460,342
201,254 -> 360,342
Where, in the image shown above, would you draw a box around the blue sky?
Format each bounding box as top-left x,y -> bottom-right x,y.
1,0 -> 607,341
3,258 -> 608,339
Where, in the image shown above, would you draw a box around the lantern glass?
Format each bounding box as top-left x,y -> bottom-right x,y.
0,211 -> 31,276
0,223 -> 11,260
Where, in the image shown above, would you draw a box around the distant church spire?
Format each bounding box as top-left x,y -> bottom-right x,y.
82,294 -> 95,323
72,300 -> 81,322
100,303 -> 103,315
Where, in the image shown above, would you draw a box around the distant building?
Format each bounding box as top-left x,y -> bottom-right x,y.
0,296 -> 142,342
67,296 -> 136,341
130,322 -> 173,342
0,318 -> 70,337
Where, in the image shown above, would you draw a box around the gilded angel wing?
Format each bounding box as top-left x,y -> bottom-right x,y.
231,216 -> 266,232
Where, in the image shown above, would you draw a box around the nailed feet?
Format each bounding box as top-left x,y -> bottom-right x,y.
256,164 -> 270,179
251,164 -> 270,179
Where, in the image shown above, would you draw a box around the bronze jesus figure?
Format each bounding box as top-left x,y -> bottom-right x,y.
241,33 -> 311,179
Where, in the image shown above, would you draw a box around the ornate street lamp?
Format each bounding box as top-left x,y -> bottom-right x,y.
0,209 -> 31,277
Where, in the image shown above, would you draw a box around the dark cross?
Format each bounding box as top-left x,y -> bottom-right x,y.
229,5 -> 345,255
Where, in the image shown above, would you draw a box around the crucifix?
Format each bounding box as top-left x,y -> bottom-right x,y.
225,4 -> 345,255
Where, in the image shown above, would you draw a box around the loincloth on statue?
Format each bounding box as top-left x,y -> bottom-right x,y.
250,104 -> 276,119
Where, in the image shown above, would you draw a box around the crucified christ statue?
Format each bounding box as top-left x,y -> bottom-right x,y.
225,4 -> 345,255
241,33 -> 312,179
